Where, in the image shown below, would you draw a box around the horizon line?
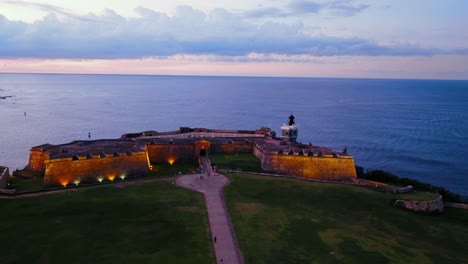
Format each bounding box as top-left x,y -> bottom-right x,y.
1,71 -> 467,82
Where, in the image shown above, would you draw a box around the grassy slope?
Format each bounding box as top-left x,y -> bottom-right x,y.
394,191 -> 439,201
150,162 -> 199,177
224,173 -> 468,264
209,153 -> 263,172
0,181 -> 214,264
7,174 -> 45,192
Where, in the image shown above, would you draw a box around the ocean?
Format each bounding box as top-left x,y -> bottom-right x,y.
0,73 -> 467,196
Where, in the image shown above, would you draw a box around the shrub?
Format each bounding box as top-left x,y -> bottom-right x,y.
359,169 -> 465,203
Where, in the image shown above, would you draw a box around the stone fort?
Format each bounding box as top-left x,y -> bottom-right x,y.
28,115 -> 357,187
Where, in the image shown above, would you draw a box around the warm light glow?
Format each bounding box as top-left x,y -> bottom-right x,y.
73,178 -> 80,186
107,175 -> 115,181
119,174 -> 126,180
59,179 -> 69,187
168,158 -> 175,165
97,176 -> 104,183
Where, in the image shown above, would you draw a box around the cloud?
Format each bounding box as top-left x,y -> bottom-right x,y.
0,5 -> 457,62
288,0 -> 322,14
168,53 -> 323,63
0,0 -> 102,22
325,0 -> 369,16
243,7 -> 290,18
245,0 -> 369,18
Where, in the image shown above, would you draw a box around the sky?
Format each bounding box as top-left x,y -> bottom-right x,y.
0,0 -> 467,79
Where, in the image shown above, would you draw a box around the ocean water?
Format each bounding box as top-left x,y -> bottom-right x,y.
0,73 -> 467,196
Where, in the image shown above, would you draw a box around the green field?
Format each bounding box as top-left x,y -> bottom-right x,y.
7,174 -> 45,192
0,181 -> 214,264
3,170 -> 467,264
209,153 -> 263,172
224,173 -> 468,264
394,191 -> 439,201
150,162 -> 199,177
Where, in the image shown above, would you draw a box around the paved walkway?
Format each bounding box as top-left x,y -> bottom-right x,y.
176,156 -> 244,264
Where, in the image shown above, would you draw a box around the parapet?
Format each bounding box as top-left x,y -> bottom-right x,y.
0,166 -> 10,189
254,139 -> 351,159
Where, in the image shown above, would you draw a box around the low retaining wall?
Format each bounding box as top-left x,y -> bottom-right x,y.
394,195 -> 444,215
0,166 -> 10,189
396,185 -> 413,194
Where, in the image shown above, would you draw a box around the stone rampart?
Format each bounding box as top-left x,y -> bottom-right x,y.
28,126 -> 358,187
146,144 -> 196,164
253,145 -> 357,180
29,148 -> 47,171
211,142 -> 253,154
43,152 -> 148,187
0,166 -> 10,189
394,195 -> 444,215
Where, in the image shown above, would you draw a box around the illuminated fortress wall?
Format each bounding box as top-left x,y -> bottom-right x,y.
29,147 -> 47,171
253,145 -> 357,180
27,125 -> 357,187
146,144 -> 196,164
43,152 -> 148,187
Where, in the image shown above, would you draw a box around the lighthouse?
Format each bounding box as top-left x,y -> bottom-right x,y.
281,114 -> 298,143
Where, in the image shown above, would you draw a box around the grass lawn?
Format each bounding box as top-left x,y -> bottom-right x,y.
395,191 -> 439,201
0,181 -> 214,264
209,153 -> 262,172
8,174 -> 45,192
224,173 -> 468,264
149,162 -> 199,177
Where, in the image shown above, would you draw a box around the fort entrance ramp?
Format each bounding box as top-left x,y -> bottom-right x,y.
176,156 -> 244,264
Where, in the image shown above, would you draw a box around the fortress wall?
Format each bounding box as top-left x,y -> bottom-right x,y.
0,166 -> 10,189
43,153 -> 148,187
254,146 -> 357,180
253,146 -> 273,168
29,149 -> 47,171
146,144 -> 196,164
211,143 -> 253,154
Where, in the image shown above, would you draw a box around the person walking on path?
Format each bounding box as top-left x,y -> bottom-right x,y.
214,236 -> 217,243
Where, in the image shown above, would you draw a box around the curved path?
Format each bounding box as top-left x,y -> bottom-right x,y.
176,157 -> 244,264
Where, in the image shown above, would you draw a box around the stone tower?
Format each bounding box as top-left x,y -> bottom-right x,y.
281,114 -> 298,143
